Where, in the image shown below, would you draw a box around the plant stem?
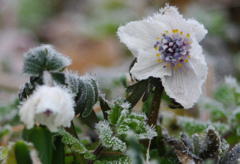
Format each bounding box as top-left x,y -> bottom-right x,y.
87,144 -> 104,164
147,81 -> 163,126
65,121 -> 79,139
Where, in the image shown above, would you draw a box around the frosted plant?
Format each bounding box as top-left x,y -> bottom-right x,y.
118,5 -> 208,108
95,121 -> 127,152
19,85 -> 75,132
116,109 -> 157,140
23,45 -> 71,76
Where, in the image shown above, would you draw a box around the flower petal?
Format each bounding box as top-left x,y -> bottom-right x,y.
187,19 -> 208,42
153,6 -> 207,42
153,6 -> 189,32
130,50 -> 171,80
161,64 -> 205,109
117,19 -> 169,57
189,42 -> 208,85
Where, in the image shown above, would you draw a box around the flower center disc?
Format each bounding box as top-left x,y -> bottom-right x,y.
154,29 -> 192,68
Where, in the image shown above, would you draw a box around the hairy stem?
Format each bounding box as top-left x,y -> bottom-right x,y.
147,81 -> 163,126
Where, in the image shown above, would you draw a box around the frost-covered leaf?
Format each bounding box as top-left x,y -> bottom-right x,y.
108,101 -> 123,125
199,126 -> 221,160
116,109 -> 157,140
95,155 -> 131,164
220,144 -> 240,164
23,45 -> 71,75
18,76 -> 43,101
57,129 -> 95,160
95,121 -> 126,152
65,73 -> 99,117
214,84 -> 235,107
199,98 -> 227,122
177,116 -> 229,135
163,131 -> 201,164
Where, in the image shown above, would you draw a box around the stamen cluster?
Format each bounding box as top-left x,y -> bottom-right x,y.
154,30 -> 191,67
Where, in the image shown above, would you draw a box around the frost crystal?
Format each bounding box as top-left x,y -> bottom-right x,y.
116,109 -> 157,140
96,121 -> 127,152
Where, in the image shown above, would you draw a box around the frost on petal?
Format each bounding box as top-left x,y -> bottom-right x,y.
153,6 -> 188,32
162,65 -> 204,109
117,19 -> 169,57
186,19 -> 208,42
189,42 -> 208,86
19,85 -> 75,132
130,50 -> 171,80
153,5 -> 207,41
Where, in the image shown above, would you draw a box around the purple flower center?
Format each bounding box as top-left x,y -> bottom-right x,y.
44,109 -> 53,117
154,30 -> 192,67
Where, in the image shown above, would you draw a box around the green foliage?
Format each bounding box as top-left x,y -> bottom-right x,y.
96,121 -> 127,152
177,116 -> 229,135
95,155 -> 131,164
220,144 -> 240,164
96,100 -> 157,155
22,127 -> 54,164
163,127 -> 233,163
23,45 -> 71,76
14,141 -> 32,164
0,141 -> 37,164
214,84 -> 236,107
0,100 -> 19,124
53,72 -> 99,118
57,129 -> 95,160
199,77 -> 240,144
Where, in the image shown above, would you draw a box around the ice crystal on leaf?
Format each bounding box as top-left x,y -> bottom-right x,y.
95,121 -> 127,152
57,129 -> 95,160
96,100 -> 157,153
23,45 -> 71,76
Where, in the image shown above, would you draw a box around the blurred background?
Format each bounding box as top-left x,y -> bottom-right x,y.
0,0 -> 240,105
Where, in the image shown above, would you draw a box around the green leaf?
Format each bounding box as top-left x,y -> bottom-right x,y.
66,73 -> 98,118
108,103 -> 122,125
52,136 -> 65,164
214,84 -> 235,107
220,144 -> 240,164
22,127 -> 53,164
57,129 -> 95,160
81,81 -> 96,118
23,45 -> 71,76
14,141 -> 32,164
95,121 -> 126,152
199,127 -> 221,160
99,96 -> 111,120
126,80 -> 148,108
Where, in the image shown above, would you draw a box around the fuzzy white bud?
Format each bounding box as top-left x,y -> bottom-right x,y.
19,85 -> 75,132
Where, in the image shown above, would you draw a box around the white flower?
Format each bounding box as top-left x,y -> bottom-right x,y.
117,5 -> 208,108
19,85 -> 75,132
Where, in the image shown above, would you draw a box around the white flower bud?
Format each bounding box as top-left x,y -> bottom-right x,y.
19,85 -> 75,132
